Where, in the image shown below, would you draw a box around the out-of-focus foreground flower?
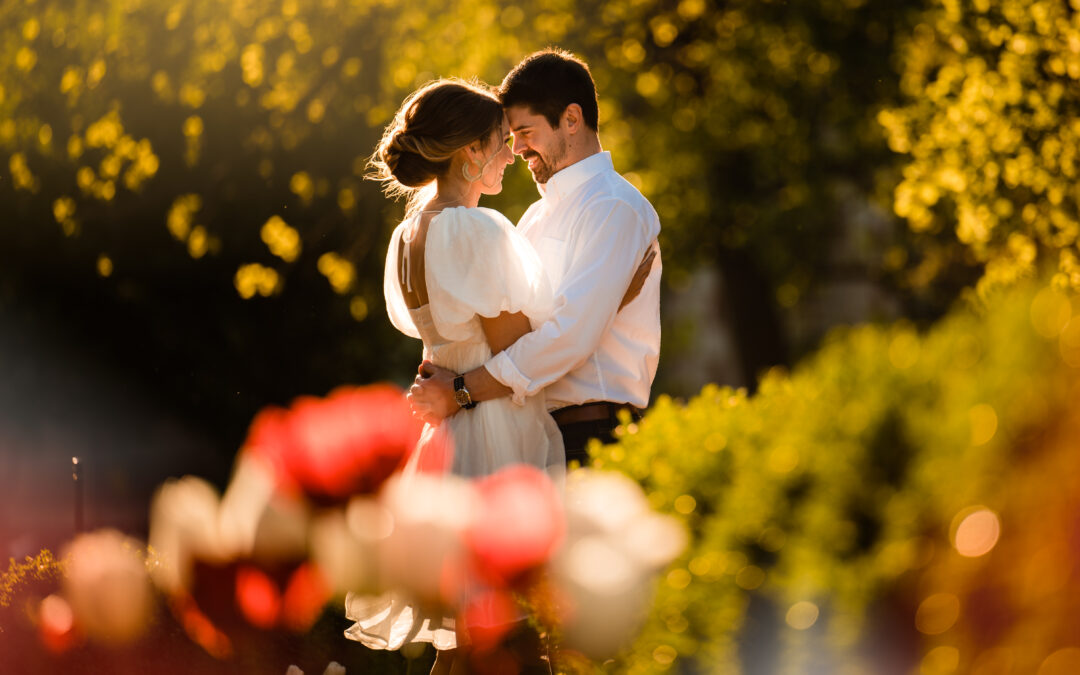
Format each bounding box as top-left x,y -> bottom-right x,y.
140,383 -> 686,664
550,469 -> 688,660
243,384 -> 425,503
38,529 -> 154,650
147,384 -> 424,653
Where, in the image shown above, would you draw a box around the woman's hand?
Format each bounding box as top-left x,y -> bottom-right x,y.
408,360 -> 460,424
619,241 -> 658,311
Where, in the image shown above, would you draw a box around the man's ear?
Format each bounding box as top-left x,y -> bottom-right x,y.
561,103 -> 583,134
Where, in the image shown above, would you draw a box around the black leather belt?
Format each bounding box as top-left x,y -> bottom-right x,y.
550,401 -> 643,426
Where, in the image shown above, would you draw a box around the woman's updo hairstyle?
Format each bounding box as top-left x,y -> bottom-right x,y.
369,78 -> 503,207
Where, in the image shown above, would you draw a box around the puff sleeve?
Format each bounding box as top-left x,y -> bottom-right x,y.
424,207 -> 553,342
382,218 -> 422,340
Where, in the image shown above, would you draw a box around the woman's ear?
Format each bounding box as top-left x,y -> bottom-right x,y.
465,138 -> 484,162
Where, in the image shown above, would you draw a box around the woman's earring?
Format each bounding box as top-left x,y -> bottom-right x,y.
462,160 -> 481,182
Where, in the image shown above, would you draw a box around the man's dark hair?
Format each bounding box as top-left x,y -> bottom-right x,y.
498,48 -> 599,131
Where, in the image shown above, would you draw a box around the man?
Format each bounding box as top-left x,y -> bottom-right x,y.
411,48 -> 662,467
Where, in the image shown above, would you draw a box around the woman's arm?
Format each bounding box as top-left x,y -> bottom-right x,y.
480,311 -> 532,354
405,312 -> 525,421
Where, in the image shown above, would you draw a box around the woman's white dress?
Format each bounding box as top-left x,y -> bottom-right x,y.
344,206 -> 564,651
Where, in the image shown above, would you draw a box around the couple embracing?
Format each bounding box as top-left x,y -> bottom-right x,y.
347,48 -> 661,669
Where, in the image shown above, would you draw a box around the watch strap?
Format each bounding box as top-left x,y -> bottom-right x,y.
453,375 -> 477,409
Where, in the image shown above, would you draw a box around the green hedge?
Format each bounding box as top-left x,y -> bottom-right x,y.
596,280 -> 1072,673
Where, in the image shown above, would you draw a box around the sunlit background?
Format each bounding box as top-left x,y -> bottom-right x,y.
3,0 -> 1080,673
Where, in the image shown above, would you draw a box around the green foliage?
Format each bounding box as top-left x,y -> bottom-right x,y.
594,281 -> 1071,673
0,0 -> 943,417
377,0 -> 935,357
881,0 -> 1080,297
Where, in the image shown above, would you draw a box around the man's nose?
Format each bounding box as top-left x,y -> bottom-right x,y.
511,136 -> 527,156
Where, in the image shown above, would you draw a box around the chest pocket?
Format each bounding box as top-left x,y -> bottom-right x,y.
533,235 -> 568,288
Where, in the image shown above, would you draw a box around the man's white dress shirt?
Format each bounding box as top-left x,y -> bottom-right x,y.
484,151 -> 661,411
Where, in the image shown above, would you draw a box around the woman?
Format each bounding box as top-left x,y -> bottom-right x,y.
376,78 -> 566,478
344,78 -> 564,673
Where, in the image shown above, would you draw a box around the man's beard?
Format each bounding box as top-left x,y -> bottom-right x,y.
524,138 -> 567,185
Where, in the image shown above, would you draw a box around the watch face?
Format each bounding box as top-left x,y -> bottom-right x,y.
454,389 -> 471,407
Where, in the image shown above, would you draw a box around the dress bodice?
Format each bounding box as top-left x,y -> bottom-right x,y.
407,305 -> 492,375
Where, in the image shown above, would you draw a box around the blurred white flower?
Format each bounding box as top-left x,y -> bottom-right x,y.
377,472 -> 479,605
217,452 -> 278,557
550,470 -> 687,660
148,475 -> 226,593
149,456 -> 311,597
247,493 -> 311,563
62,529 -> 154,645
311,497 -> 392,597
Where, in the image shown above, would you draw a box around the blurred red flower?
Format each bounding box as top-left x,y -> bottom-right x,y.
235,566 -> 281,630
243,384 -> 423,503
466,464 -> 564,588
459,587 -> 520,653
235,562 -> 328,633
37,594 -> 81,654
280,562 -> 330,632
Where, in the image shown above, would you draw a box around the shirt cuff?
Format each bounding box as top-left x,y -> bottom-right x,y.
484,352 -> 531,406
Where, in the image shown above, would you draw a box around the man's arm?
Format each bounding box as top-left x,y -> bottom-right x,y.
486,199 -> 654,402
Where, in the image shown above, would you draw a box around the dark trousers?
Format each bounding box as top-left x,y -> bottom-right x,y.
553,403 -> 643,467
557,418 -> 619,467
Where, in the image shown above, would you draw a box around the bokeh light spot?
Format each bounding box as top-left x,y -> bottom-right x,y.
653,644 -> 677,666
951,506 -> 1000,557
915,593 -> 960,634
673,494 -> 696,515
922,645 -> 960,674
768,445 -> 799,473
969,404 -> 998,446
889,330 -> 920,369
735,565 -> 765,590
1038,648 -> 1080,675
96,254 -> 113,277
785,601 -> 819,630
666,568 -> 691,590
500,6 -> 524,28
1030,287 -> 1072,337
349,296 -> 368,321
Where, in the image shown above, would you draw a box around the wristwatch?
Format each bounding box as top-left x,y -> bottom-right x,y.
453,375 -> 477,409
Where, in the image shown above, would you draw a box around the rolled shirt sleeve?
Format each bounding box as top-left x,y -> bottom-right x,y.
485,198 -> 653,404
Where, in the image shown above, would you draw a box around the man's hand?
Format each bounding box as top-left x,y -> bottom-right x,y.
619,241 -> 658,311
408,360 -> 460,425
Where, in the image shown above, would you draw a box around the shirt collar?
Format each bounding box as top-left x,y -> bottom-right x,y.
536,151 -> 613,204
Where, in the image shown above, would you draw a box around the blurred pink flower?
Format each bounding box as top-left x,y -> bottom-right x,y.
466,464 -> 564,588
61,529 -> 155,646
243,384 -> 424,503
